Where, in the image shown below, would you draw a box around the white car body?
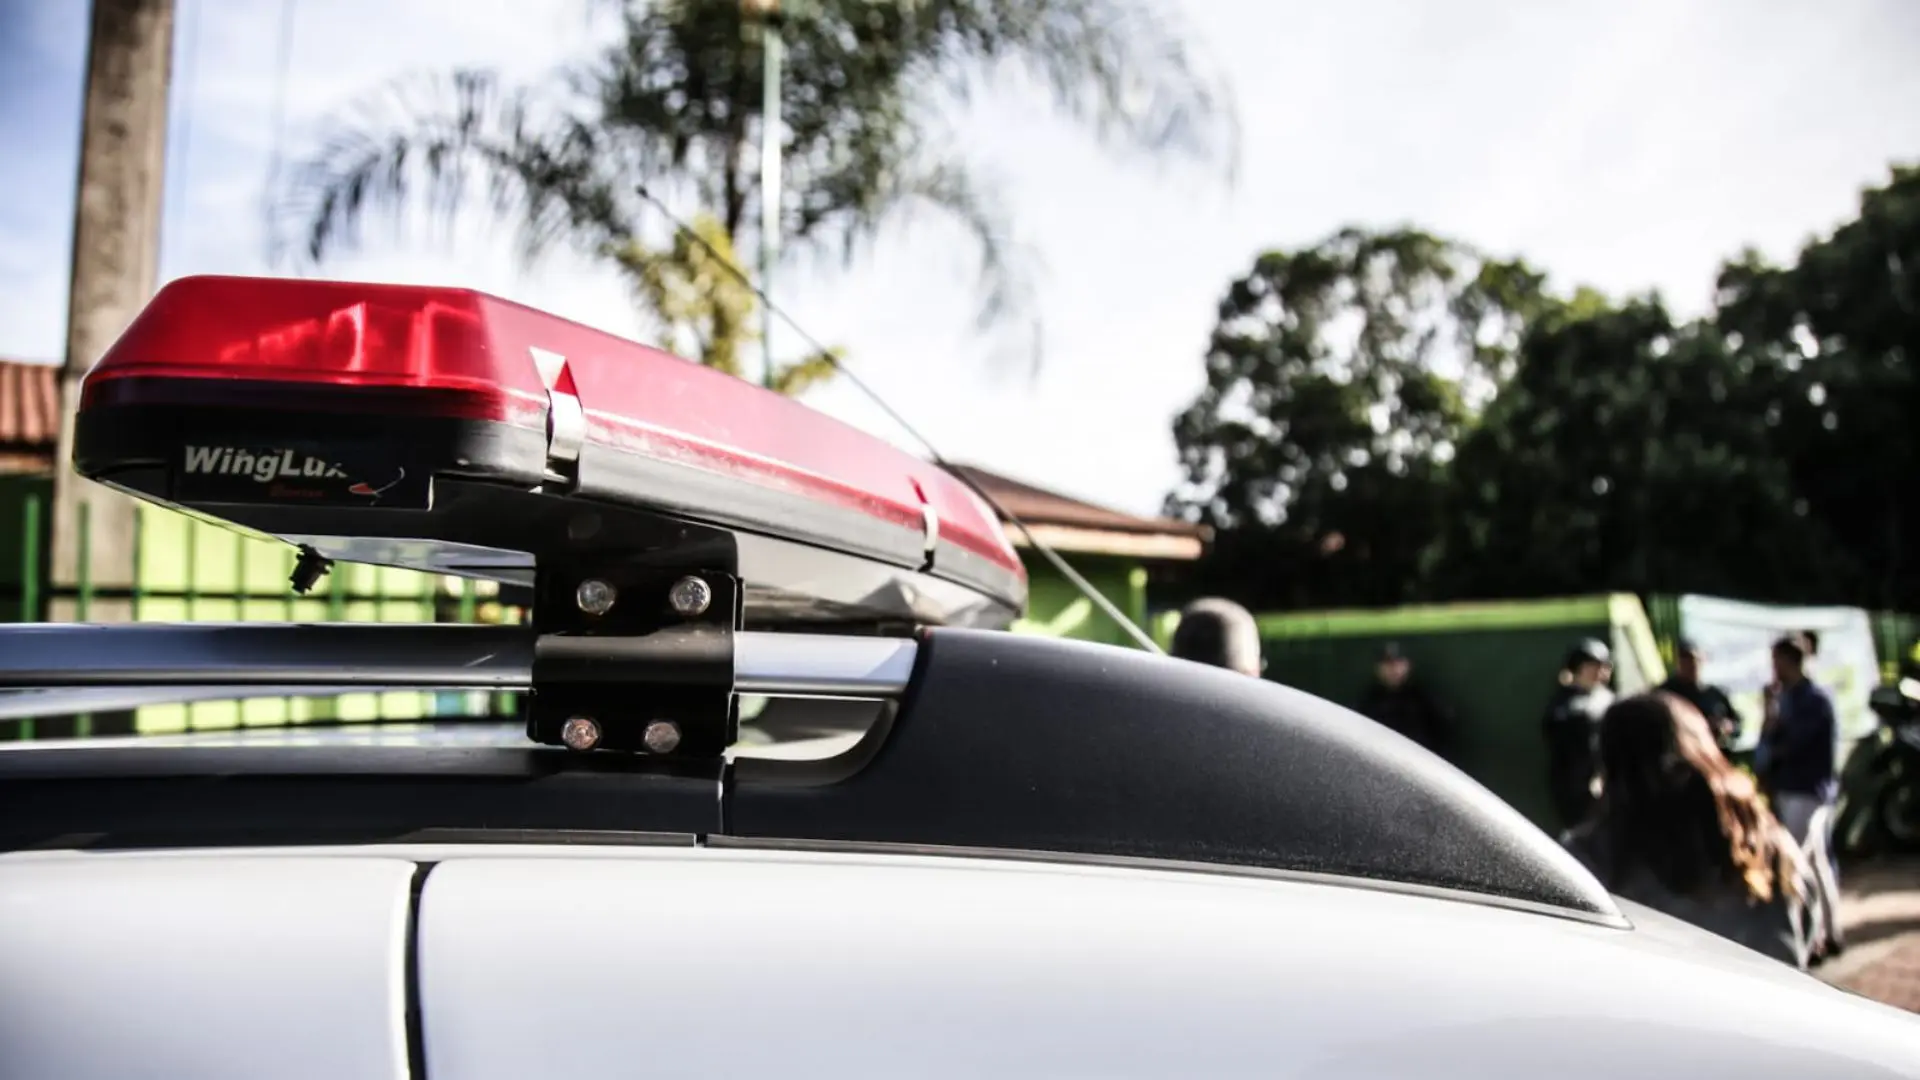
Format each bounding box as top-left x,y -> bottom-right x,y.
4,842 -> 1917,1079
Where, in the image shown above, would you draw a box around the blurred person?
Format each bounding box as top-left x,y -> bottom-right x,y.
1564,692 -> 1828,968
1658,639 -> 1741,753
1357,641 -> 1453,759
1169,598 -> 1263,677
1542,638 -> 1615,830
1760,627 -> 1822,744
1758,634 -> 1838,866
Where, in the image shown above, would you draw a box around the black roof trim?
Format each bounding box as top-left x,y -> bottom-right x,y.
0,747 -> 719,851
733,629 -> 1620,918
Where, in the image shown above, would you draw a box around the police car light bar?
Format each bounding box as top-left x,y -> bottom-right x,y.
71,274 -> 1033,756
75,275 -> 1025,630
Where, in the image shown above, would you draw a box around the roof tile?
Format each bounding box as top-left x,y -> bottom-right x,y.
0,358 -> 60,473
945,464 -> 1208,540
0,358 -> 60,447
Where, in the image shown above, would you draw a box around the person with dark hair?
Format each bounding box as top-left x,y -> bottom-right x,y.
1169,598 -> 1263,677
1758,634 -> 1839,860
1658,639 -> 1741,754
1357,642 -> 1453,759
1564,692 -> 1827,968
1542,638 -> 1615,830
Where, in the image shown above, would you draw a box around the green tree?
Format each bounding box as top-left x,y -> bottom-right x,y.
1714,166 -> 1920,609
1440,168 -> 1920,607
1165,228 -> 1544,608
613,212 -> 837,392
271,0 -> 1235,389
1174,164 -> 1920,613
1435,295 -> 1845,602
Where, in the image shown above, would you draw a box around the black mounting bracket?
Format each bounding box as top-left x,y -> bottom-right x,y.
527,552 -> 745,759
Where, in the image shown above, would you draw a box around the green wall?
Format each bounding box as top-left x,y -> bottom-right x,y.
1009,551 -> 1149,648
1254,594 -> 1664,829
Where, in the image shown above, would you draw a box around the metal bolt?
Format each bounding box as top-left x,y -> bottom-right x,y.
561,716 -> 602,751
667,575 -> 712,617
642,720 -> 683,755
575,578 -> 617,616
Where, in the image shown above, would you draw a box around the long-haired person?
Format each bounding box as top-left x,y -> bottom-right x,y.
1564,692 -> 1831,968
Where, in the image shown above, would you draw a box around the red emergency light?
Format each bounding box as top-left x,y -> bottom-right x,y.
75,275 -> 1025,629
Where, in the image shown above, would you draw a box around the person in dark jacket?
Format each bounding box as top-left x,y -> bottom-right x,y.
1758,634 -> 1838,856
1658,639 -> 1741,754
1357,642 -> 1452,758
1169,598 -> 1263,677
1564,692 -> 1827,969
1542,638 -> 1614,831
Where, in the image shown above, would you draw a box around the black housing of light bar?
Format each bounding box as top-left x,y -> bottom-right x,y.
74,410 -> 1022,632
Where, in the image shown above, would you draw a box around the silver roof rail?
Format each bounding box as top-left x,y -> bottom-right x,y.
0,624 -> 916,699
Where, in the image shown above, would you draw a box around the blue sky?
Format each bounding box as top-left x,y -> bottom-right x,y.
2,0 -> 1917,515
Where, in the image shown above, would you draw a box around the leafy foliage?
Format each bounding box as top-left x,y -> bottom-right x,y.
1439,297 -> 1845,602
607,211 -> 838,390
1172,165 -> 1920,612
1715,165 -> 1920,608
1165,227 -> 1543,607
271,0 -> 1234,388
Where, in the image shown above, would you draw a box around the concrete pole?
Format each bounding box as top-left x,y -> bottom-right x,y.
50,0 -> 176,622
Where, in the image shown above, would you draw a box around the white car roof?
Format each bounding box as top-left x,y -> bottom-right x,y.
3,844 -> 1916,1080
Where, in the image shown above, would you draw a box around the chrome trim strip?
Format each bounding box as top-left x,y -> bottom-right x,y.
0,625 -> 917,700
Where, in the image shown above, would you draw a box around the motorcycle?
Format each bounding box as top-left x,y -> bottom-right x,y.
1835,677 -> 1920,857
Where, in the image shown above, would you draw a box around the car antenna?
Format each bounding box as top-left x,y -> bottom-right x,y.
634,184 -> 1163,654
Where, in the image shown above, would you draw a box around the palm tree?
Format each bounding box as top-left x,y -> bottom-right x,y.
269,0 -> 1236,391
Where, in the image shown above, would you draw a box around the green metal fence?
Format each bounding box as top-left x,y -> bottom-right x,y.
3,482 -> 520,740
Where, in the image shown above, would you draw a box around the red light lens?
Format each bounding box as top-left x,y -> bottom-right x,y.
81,275 -> 1022,577
83,276 -> 549,426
